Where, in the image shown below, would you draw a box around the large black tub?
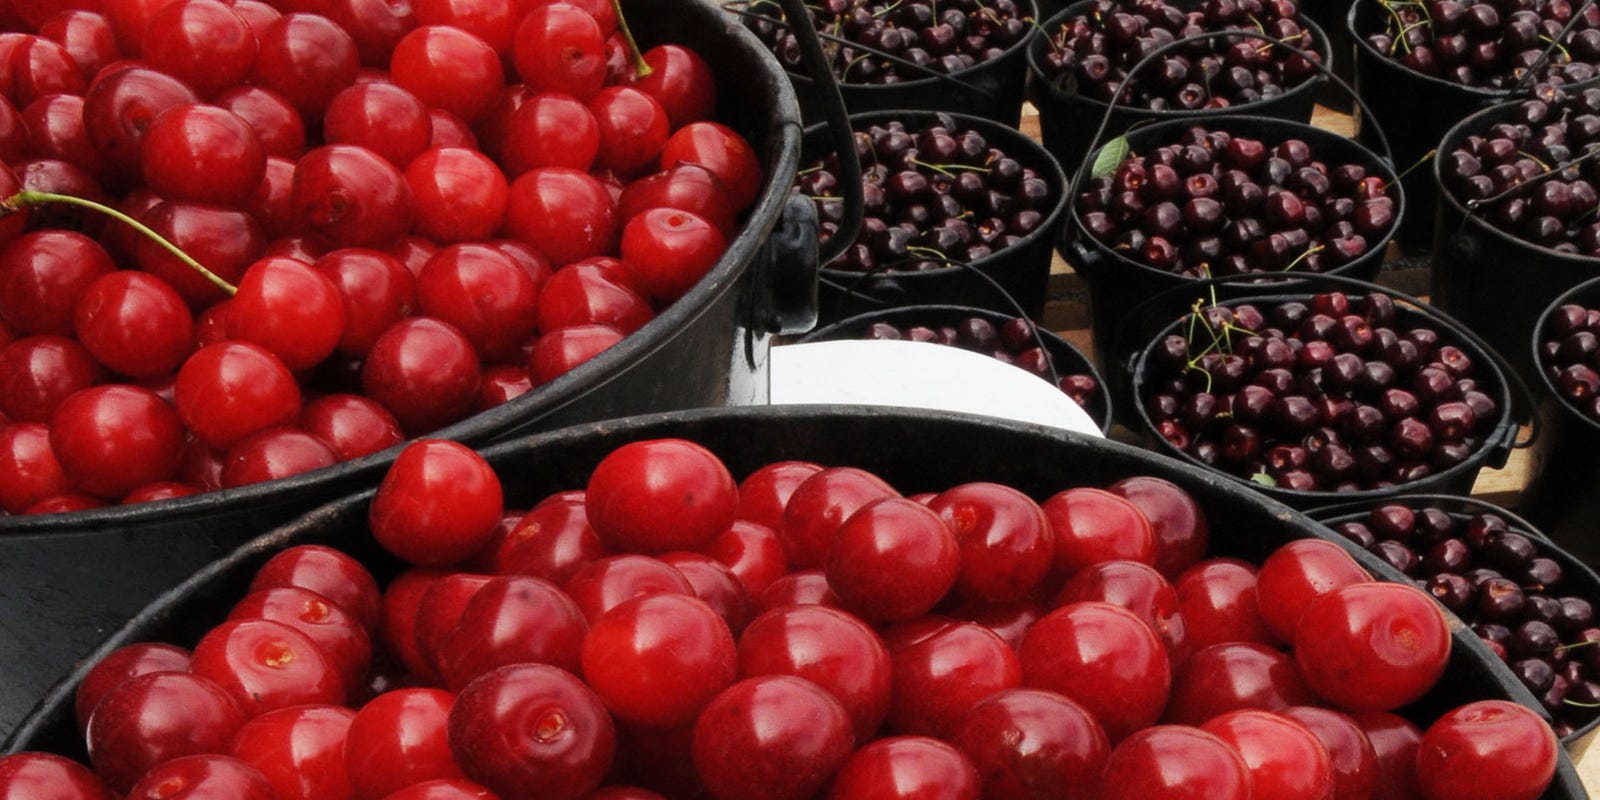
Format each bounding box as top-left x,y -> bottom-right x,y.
0,406 -> 1587,800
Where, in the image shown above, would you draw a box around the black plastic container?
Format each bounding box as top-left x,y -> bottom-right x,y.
796,304 -> 1114,431
1348,0 -> 1530,249
0,0 -> 834,736
1431,99 -> 1600,390
1128,280 -> 1520,511
778,0 -> 1039,127
1064,114 -> 1401,396
1307,493 -> 1600,747
1,406 -> 1587,800
1522,276 -> 1600,570
807,109 -> 1070,324
1026,0 -> 1331,187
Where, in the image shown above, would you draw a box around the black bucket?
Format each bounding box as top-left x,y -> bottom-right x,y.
1065,114 -> 1402,400
1521,275 -> 1600,569
0,0 -> 855,733
807,109 -> 1070,324
1305,493 -> 1600,747
1026,1 -> 1331,189
1126,276 -> 1522,511
795,304 -> 1115,432
763,0 -> 1040,128
0,406 -> 1587,800
1347,0 -> 1535,249
1431,99 -> 1600,391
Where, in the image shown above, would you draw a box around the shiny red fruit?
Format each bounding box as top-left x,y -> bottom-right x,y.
585,437 -> 738,554
370,439 -> 503,566
691,675 -> 855,800
1415,701 -> 1557,800
1293,582 -> 1450,712
449,663 -> 615,800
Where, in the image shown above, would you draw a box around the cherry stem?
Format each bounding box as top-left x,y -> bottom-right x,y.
1392,148 -> 1437,184
1283,243 -> 1326,271
0,190 -> 237,296
610,0 -> 653,79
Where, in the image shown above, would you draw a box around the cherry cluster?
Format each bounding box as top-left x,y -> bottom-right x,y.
1036,0 -> 1323,109
1332,504 -> 1600,737
1539,300 -> 1600,420
1366,0 -> 1600,88
1076,126 -> 1394,278
742,0 -> 1031,84
1440,87 -> 1600,255
0,435 -> 1563,800
0,0 -> 764,515
1143,291 -> 1503,492
801,115 -> 1055,272
852,313 -> 1104,409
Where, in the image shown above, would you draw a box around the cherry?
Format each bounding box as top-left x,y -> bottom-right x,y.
361,317 -> 481,435
345,688 -> 467,800
448,663 -> 616,800
584,437 -> 737,553
323,81 -> 432,169
512,3 -> 606,101
73,269 -> 194,378
72,642 -> 192,735
1019,602 -> 1171,742
1279,705 -> 1379,800
505,166 -> 618,266
825,497 -> 960,623
0,422 -> 72,513
736,603 -> 891,743
0,229 -> 116,337
529,323 -> 624,384
248,544 -> 382,636
1164,641 -> 1315,726
485,491 -> 604,585
1255,538 -> 1371,643
50,383 -> 185,498
1174,558 -> 1275,650
190,617 -> 345,716
291,144 -> 415,249
636,44 -> 716,129
38,11 -> 119,86
589,86 -> 669,176
216,86 -> 307,160
827,736 -> 982,800
141,0 -> 256,98
174,341 -> 300,449
885,619 -> 1021,738
581,592 -> 737,728
0,752 -> 113,800
1107,475 -> 1210,581
137,104 -> 271,211
228,586 -> 373,699
0,335 -> 106,423
85,671 -> 246,794
1293,582 -> 1451,712
563,553 -> 694,625
438,574 -> 587,691
618,163 -> 738,239
250,13 -> 360,119
691,674 -> 854,800
500,92 -> 601,175
370,438 -> 503,566
390,24 -> 503,126
131,201 -> 265,308
659,551 -> 754,634
124,754 -> 278,800
620,207 -> 725,302
321,0 -> 414,68
1057,560 -> 1189,665
926,481 -> 1054,603
416,242 -> 539,363
228,704 -> 355,800
404,147 -> 508,244
313,247 -> 417,358
1097,725 -> 1252,800
1415,700 -> 1557,800
1042,487 -> 1157,578
378,780 -> 497,800
737,460 -> 824,531
299,393 -> 403,461
659,121 -> 762,212
946,688 -> 1109,800
537,259 -> 654,335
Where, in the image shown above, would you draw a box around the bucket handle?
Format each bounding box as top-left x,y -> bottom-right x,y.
1302,492 -> 1553,543
768,0 -> 864,268
1064,28 -> 1396,203
1504,0 -> 1600,96
1118,271 -> 1541,451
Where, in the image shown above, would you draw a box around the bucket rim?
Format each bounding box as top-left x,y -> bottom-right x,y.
1064,113 -> 1406,286
804,107 -> 1071,283
1433,97 -> 1600,268
1532,274 -> 1600,438
1127,290 -> 1518,507
0,0 -> 806,535
1024,0 -> 1333,118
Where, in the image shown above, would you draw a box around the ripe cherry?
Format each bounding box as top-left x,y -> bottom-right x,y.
390,24 -> 503,126
589,86 -> 670,176
886,619 -> 1021,738
124,754 -> 278,800
85,671 -> 246,794
1097,725 -> 1251,800
361,317 -> 481,435
189,617 -> 346,716
948,688 -> 1110,800
141,0 -> 257,98
448,663 -> 615,800
659,121 -> 762,212
0,229 -> 116,336
1415,700 -> 1556,800
620,207 -> 726,302
416,242 -> 539,363
581,592 -> 737,727
228,705 -> 356,800
780,466 -> 900,570
1107,475 -> 1210,580
404,147 -> 508,243
250,13 -> 360,119
0,423 -> 69,514
636,44 -> 717,128
225,252 -> 346,379
1293,582 -> 1451,712
292,144 -> 415,249
370,439 -> 503,566
927,482 -> 1053,603
1255,539 -> 1371,643
140,103 -> 266,206
50,383 -> 185,498
512,3 -> 606,101
500,92 -> 601,175
825,497 -> 960,623
0,752 -> 113,800
1201,710 -> 1336,800
346,688 -> 467,800
0,335 -> 106,423
175,341 -> 301,449
299,393 -> 404,461
73,270 -> 195,378
485,491 -> 604,585
312,248 -> 417,358
691,675 -> 854,800
585,437 -> 738,554
322,81 -> 433,169
249,543 -> 383,634
438,574 -> 588,691
827,736 -> 982,800
736,460 -> 823,532
1019,602 -> 1171,742
505,166 -> 618,266
1042,487 -> 1157,578
228,586 -> 373,699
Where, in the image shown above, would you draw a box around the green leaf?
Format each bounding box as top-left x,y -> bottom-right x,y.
1090,135 -> 1129,179
1249,471 -> 1277,487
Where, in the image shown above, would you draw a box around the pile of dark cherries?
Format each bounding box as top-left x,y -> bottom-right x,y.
1539,300 -> 1600,420
1364,0 -> 1600,89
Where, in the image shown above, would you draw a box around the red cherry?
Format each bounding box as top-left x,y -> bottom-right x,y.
448,663 -> 615,800
377,566 -> 448,677
141,103 -> 266,206
1416,700 -> 1556,800
581,592 -> 736,728
780,466 -> 900,570
438,574 -> 588,691
228,585 -> 373,699
0,422 -> 70,514
313,247 -> 417,358
1201,710 -> 1337,800
512,3 -> 606,101
1355,711 -> 1423,800
249,543 -> 383,633
563,553 -> 694,625
659,121 -> 762,212
585,437 -> 738,554
486,491 -> 604,585
142,0 -> 256,98
4,36 -> 86,110
1019,602 -> 1171,742
691,675 -> 855,800
636,44 -> 716,128
38,10 -> 120,85
1255,539 -> 1371,643
1175,558 -> 1275,649
346,688 -> 467,800
361,317 -> 482,435
410,571 -> 498,682
371,439 -> 503,565
828,735 -> 982,800
537,259 -> 653,335
1097,725 -> 1252,800
1042,487 -> 1156,578
1293,582 -> 1450,712
131,200 -> 265,308
50,383 -> 184,498
124,754 -> 279,800
530,324 -> 622,384
1057,559 -> 1189,665
0,335 -> 106,422
189,617 -> 346,716
927,481 -> 1054,603
886,619 -> 1021,738
250,13 -> 359,119
405,147 -> 508,244
85,671 -> 246,794
19,93 -> 113,191
0,229 -> 116,336
1279,706 -> 1379,800
658,551 -> 755,634
1106,475 -> 1210,581
323,81 -> 432,169
216,85 -> 307,159
736,603 -> 890,742
416,242 -> 540,363
1163,641 -> 1315,726
299,393 -> 403,461
948,688 -> 1110,800
390,24 -> 503,125
589,86 -> 669,177
320,0 -> 414,69
0,751 -> 114,800
825,497 -> 960,623
620,207 -> 725,303
757,569 -> 843,612
501,92 -> 600,175
73,270 -> 194,378
228,705 -> 356,800
72,641 -> 192,735
120,480 -> 199,505
175,340 -> 300,450
292,144 -> 415,249
505,166 -> 617,266
617,164 -> 738,239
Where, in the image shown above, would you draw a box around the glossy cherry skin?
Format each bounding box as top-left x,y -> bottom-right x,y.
141,102 -> 267,206
250,12 -> 360,119
1097,725 -> 1252,800
585,437 -> 738,554
361,317 -> 481,435
228,586 -> 373,698
500,92 -> 600,175
529,323 -> 624,384
370,439 -> 502,566
1415,700 -> 1556,800
229,704 -> 356,800
1058,560 -> 1188,666
439,574 -> 588,691
636,44 -> 717,128
826,497 -> 960,623
512,3 -> 605,100
292,144 -> 415,249
0,229 -> 116,336
82,65 -> 199,186
390,24 -> 504,125
175,341 -> 301,450
142,0 -> 256,98
1293,582 -> 1451,712
1174,558 -> 1275,649
300,393 -> 404,461
659,551 -> 754,634
505,166 -> 618,266
73,641 -> 193,734
537,260 -> 654,335
346,688 -> 467,800
416,242 -> 540,363
73,269 -> 195,379
376,780 -> 497,800
1107,476 -> 1210,580
1202,710 -> 1336,800
590,86 -> 670,176
132,200 -> 266,309
1163,641 -> 1316,726
708,520 -> 789,599
1019,601 -> 1171,742
0,335 -> 105,423
923,482 -> 1053,603
1042,487 -> 1157,579
563,553 -> 695,624
0,751 -> 114,800
50,383 -> 185,499
581,592 -> 737,728
313,247 -> 417,358
827,735 -> 982,800
190,617 -> 345,717
405,147 -> 508,243
219,426 -> 340,488
617,163 -> 738,239
124,753 -> 279,800
1355,711 -> 1422,800
659,121 -> 762,212
486,491 -> 604,585
948,688 -> 1110,800
449,663 -> 615,800
691,674 -> 855,800
1256,539 -> 1371,643
737,603 -> 891,743
780,467 -> 900,570
227,255 -> 347,372
249,544 -> 383,634
323,81 -> 431,168
85,671 -> 247,794
1279,705 -> 1378,800
886,619 -> 1021,738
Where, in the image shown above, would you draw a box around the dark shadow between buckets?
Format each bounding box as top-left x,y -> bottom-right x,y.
1126,274 -> 1525,512
1025,0 -> 1332,186
0,0 -> 868,743
804,109 -> 1071,324
1305,492 -> 1600,748
1522,275 -> 1600,571
728,0 -> 1040,126
1430,96 -> 1600,392
0,406 -> 1586,800
795,303 -> 1115,431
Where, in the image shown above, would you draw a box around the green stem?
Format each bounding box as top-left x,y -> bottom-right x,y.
2,190 -> 236,296
610,0 -> 653,79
